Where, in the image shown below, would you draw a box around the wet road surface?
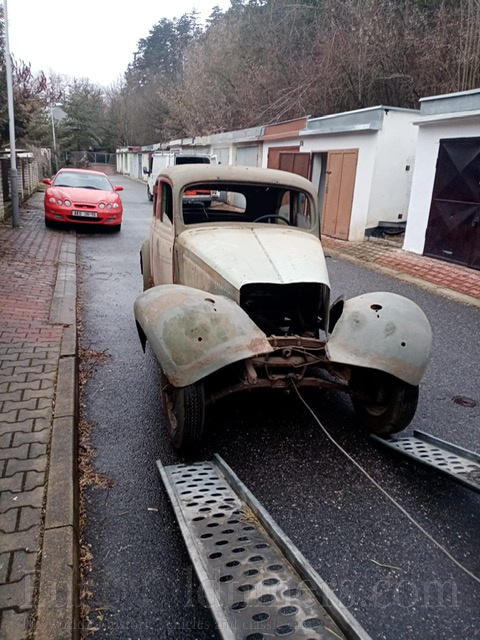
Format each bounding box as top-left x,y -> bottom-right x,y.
78,176 -> 480,639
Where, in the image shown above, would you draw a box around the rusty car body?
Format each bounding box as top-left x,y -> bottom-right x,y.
134,164 -> 432,450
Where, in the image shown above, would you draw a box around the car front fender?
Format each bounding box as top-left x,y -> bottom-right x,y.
134,285 -> 273,387
326,291 -> 432,386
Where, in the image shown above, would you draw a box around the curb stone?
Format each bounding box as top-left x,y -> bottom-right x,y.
35,230 -> 79,640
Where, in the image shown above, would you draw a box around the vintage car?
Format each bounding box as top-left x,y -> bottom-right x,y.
134,164 -> 432,450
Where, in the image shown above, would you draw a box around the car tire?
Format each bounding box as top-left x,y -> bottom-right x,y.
160,370 -> 205,451
349,367 -> 419,435
45,218 -> 55,229
110,224 -> 121,232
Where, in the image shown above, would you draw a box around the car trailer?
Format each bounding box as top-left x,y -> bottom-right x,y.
158,432 -> 480,639
371,430 -> 480,494
158,455 -> 372,640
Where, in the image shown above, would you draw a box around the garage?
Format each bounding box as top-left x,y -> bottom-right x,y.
424,137 -> 480,269
403,88 -> 480,271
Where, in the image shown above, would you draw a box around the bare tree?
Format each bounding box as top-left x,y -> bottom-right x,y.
17,0 -> 479,149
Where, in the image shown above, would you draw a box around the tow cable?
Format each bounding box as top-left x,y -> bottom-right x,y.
292,383 -> 480,587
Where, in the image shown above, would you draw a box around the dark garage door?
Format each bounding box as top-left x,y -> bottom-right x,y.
424,137 -> 480,270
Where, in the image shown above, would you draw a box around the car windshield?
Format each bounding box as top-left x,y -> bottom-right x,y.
181,182 -> 314,230
53,171 -> 113,191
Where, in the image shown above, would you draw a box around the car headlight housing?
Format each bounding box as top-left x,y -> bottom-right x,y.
98,203 -> 106,210
49,197 -> 71,207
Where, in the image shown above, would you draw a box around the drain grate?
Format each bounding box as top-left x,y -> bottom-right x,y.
372,429 -> 480,493
158,455 -> 371,640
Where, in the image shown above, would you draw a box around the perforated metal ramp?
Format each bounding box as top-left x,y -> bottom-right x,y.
371,430 -> 480,493
158,455 -> 371,640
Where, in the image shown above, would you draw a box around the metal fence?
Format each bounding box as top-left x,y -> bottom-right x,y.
65,151 -> 116,168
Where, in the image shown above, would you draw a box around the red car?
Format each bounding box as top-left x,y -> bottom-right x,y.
43,168 -> 124,231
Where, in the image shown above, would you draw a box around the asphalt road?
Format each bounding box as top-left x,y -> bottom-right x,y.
78,175 -> 480,640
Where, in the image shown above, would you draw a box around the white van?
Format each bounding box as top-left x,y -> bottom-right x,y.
144,151 -> 214,201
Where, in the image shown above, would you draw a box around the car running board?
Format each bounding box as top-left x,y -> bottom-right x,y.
371,430 -> 480,493
158,454 -> 372,640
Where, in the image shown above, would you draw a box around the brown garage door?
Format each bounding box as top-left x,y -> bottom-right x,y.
278,152 -> 311,179
424,137 -> 480,271
321,150 -> 358,240
268,146 -> 300,170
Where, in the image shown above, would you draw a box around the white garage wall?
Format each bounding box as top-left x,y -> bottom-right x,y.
368,110 -> 419,229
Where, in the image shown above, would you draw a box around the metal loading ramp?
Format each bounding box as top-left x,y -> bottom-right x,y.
158,455 -> 371,640
371,430 -> 480,493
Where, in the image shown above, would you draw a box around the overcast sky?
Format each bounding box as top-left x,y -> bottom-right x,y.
6,0 -> 231,87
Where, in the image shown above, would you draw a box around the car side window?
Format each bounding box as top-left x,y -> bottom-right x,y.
295,192 -> 312,229
155,182 -> 173,224
279,190 -> 312,229
162,183 -> 173,223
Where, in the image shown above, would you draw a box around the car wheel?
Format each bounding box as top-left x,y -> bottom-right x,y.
45,218 -> 55,229
349,368 -> 419,435
110,224 -> 121,232
147,185 -> 154,202
160,370 -> 205,451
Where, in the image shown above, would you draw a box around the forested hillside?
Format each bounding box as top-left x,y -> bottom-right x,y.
120,0 -> 480,144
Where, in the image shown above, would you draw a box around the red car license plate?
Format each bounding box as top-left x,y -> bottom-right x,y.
72,210 -> 97,218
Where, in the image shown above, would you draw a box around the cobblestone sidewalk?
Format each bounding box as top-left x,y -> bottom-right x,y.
0,194 -> 77,640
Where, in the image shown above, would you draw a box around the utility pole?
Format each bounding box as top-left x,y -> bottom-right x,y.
3,0 -> 20,227
50,104 -> 57,173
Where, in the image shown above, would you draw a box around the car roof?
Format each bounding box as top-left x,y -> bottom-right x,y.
159,164 -> 317,197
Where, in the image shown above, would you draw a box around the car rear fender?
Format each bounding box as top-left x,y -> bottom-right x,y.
325,291 -> 432,386
134,285 -> 273,387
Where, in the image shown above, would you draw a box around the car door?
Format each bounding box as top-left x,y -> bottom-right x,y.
150,179 -> 175,285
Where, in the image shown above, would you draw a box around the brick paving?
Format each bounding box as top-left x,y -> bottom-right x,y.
0,200 -> 68,639
322,236 -> 480,302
